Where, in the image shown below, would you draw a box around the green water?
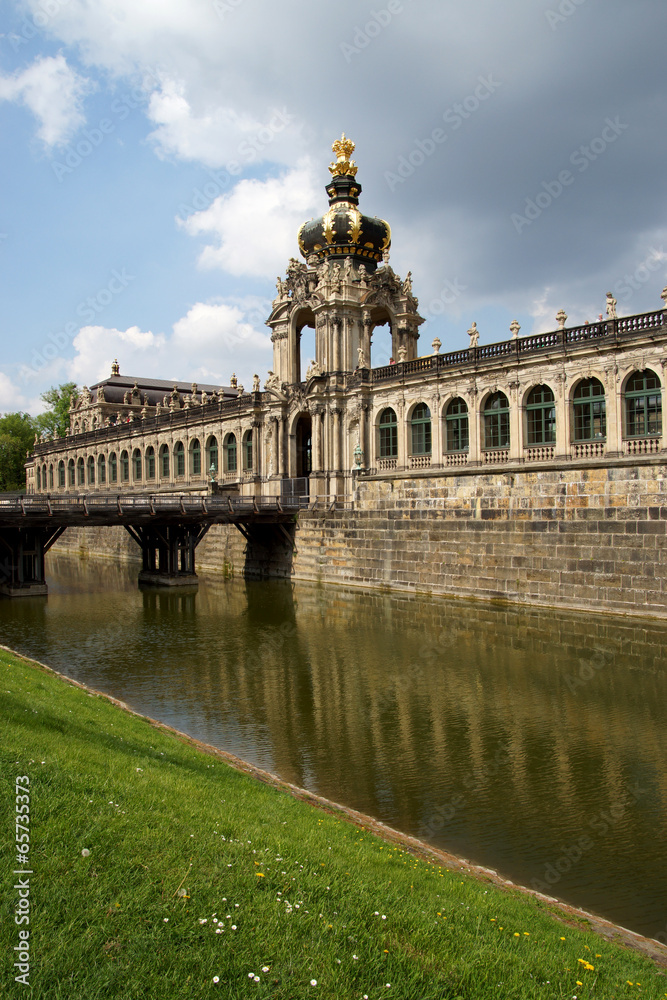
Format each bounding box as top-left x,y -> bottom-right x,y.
1,553 -> 666,941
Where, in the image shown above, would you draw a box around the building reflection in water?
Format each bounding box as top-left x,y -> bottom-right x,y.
0,553 -> 665,939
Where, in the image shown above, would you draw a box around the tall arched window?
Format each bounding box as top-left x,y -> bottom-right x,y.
243,430 -> 253,471
132,449 -> 142,481
109,453 -> 117,484
410,403 -> 431,455
77,457 -> 85,486
224,433 -> 237,472
526,385 -> 556,444
36,467 -> 41,491
206,436 -> 218,475
58,461 -> 65,488
573,378 -> 606,441
68,459 -> 75,486
484,392 -> 510,449
98,454 -> 106,485
625,370 -> 662,437
48,465 -> 54,489
87,456 -> 95,484
174,441 -> 185,477
42,464 -> 47,489
445,398 -> 469,452
120,450 -> 129,483
145,446 -> 156,480
159,444 -> 170,479
190,439 -> 201,476
379,407 -> 398,458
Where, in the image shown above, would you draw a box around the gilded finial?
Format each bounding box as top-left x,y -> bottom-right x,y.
329,133 -> 358,178
111,358 -> 120,376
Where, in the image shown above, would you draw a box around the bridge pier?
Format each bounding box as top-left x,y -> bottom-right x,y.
0,526 -> 66,597
126,523 -> 210,588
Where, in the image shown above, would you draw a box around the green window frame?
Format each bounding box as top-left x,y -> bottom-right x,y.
58,461 -> 65,488
77,458 -> 85,486
160,445 -> 169,479
379,408 -> 398,458
98,454 -> 106,485
445,397 -> 469,452
243,431 -> 253,471
191,439 -> 201,476
526,385 -> 556,445
132,449 -> 142,481
484,392 -> 510,449
175,442 -> 185,477
573,378 -> 606,441
410,403 -> 431,456
120,451 -> 129,483
225,434 -> 237,472
109,453 -> 117,484
206,437 -> 218,474
625,370 -> 662,437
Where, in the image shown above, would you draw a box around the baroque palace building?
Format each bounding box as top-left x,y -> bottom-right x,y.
27,136 -> 667,501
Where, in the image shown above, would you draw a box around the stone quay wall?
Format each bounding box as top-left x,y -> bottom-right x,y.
52,460 -> 667,618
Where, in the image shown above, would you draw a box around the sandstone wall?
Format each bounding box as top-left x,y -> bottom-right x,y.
52,462 -> 667,618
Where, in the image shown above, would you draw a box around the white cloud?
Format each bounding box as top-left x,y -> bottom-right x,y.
181,162 -> 319,279
68,325 -> 167,387
0,54 -> 93,147
0,372 -> 35,413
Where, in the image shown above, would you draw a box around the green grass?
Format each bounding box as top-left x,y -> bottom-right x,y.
1,647 -> 666,1000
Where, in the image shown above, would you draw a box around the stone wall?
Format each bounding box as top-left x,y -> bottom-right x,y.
52,462 -> 667,618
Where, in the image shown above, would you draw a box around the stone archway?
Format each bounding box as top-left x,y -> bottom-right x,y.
295,414 -> 312,479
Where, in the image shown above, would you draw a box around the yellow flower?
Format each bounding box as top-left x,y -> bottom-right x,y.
514,932 -> 520,937
576,981 -> 583,987
255,873 -> 265,877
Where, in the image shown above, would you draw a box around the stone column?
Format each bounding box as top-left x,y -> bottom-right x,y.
509,381 -> 522,460
312,407 -> 322,472
358,402 -> 368,467
271,416 -> 279,476
252,419 -> 261,476
397,398 -> 407,470
605,368 -> 621,456
332,315 -> 341,371
362,310 -> 372,367
430,395 -> 441,467
331,406 -> 341,472
467,389 -> 480,464
554,375 -> 568,458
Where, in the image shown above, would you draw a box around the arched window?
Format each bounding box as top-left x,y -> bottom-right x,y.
87,456 -> 95,485
145,446 -> 155,480
206,436 -> 218,475
190,439 -> 201,476
42,464 -> 47,489
410,403 -> 431,455
484,392 -> 510,450
36,467 -> 41,490
109,453 -> 117,484
48,465 -> 54,489
58,461 -> 65,488
159,444 -> 170,479
224,433 -> 237,472
625,370 -> 662,437
573,378 -> 606,441
98,454 -> 106,485
174,441 -> 185,477
379,407 -> 398,458
120,450 -> 129,483
77,457 -> 85,486
526,385 -> 556,445
132,448 -> 142,481
445,398 -> 469,452
68,459 -> 75,487
243,430 -> 253,471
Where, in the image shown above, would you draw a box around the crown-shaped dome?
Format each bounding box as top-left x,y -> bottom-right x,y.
297,135 -> 391,273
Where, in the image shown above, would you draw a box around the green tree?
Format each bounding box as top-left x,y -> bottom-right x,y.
36,382 -> 77,439
0,412 -> 37,492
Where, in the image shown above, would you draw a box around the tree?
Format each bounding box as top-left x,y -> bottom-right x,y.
36,382 -> 77,439
0,412 -> 37,492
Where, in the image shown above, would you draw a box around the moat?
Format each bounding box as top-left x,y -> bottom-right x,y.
2,553 -> 666,941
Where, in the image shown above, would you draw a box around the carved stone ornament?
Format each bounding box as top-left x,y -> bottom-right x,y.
306,359 -> 324,379
467,322 -> 479,348
556,309 -> 567,329
606,292 -> 617,319
509,320 -> 520,339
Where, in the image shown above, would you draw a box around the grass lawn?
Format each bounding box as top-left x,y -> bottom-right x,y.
1,646 -> 666,999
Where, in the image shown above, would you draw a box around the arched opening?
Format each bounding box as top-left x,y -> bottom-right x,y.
120,450 -> 129,483
295,415 -> 312,478
190,439 -> 201,476
132,448 -> 142,481
572,378 -> 605,441
483,392 -> 510,451
68,459 -> 75,487
526,385 -> 556,445
224,433 -> 237,474
205,436 -> 218,475
410,403 -> 432,456
77,457 -> 85,486
159,444 -> 169,479
145,446 -> 156,481
370,319 -> 393,367
98,454 -> 106,485
58,461 -> 65,488
174,442 -> 185,478
445,398 -> 469,453
625,370 -> 662,438
378,407 -> 398,458
109,453 -> 117,484
294,307 -> 316,383
242,430 -> 253,473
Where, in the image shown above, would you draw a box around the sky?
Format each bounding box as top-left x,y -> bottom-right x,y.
1,0 -> 666,415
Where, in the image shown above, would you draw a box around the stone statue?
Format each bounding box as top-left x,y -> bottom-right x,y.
253,373 -> 261,392
265,371 -> 281,390
237,383 -> 244,396
510,320 -> 521,340
306,359 -> 323,379
357,345 -> 368,369
276,276 -> 288,299
330,262 -> 341,293
357,263 -> 367,287
97,384 -> 105,402
230,373 -> 238,389
155,400 -> 162,415
201,391 -> 208,405
606,292 -> 617,319
467,322 -> 479,348
402,271 -> 413,296
343,257 -> 352,282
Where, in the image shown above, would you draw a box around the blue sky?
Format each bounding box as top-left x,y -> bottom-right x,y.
1,0 -> 666,414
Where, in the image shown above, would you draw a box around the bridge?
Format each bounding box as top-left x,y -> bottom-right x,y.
0,493 -> 306,597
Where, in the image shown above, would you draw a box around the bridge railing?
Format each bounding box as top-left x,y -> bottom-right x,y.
0,493 -> 310,519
